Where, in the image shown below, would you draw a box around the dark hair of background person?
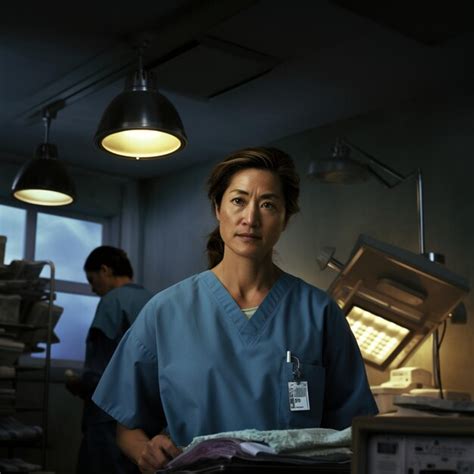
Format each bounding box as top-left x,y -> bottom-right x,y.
206,147 -> 300,268
84,246 -> 134,278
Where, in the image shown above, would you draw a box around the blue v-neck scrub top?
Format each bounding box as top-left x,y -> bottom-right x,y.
93,271 -> 377,446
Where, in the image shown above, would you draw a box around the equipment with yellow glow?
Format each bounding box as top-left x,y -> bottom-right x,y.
321,234 -> 469,371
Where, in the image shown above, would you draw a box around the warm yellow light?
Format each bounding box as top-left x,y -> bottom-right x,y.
347,306 -> 409,365
13,189 -> 73,206
101,129 -> 182,158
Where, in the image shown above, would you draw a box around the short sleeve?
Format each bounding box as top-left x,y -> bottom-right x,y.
92,309 -> 166,438
321,300 -> 378,429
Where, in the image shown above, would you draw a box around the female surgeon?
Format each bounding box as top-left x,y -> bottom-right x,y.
93,147 -> 378,472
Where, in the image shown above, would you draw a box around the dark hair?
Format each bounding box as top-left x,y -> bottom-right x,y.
84,246 -> 133,278
206,147 -> 300,268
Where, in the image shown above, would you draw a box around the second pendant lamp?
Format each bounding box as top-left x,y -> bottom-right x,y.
11,110 -> 76,206
94,50 -> 187,159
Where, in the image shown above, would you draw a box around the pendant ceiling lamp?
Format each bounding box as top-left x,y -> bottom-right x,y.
11,110 -> 76,206
94,48 -> 187,159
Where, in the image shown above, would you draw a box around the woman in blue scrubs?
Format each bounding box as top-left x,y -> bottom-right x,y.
93,147 -> 377,472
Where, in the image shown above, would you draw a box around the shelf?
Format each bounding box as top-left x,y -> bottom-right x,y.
0,437 -> 42,448
13,407 -> 44,413
0,322 -> 42,331
0,289 -> 51,300
15,366 -> 45,373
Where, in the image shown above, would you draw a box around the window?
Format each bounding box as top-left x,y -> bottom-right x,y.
0,202 -> 105,361
51,293 -> 99,360
0,204 -> 27,263
36,213 -> 103,283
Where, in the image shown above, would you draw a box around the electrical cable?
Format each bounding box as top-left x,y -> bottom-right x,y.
432,329 -> 444,399
437,320 -> 447,348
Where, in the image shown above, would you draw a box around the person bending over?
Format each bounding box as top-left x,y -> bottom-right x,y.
66,246 -> 152,474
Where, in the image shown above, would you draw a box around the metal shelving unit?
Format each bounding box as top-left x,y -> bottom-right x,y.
0,259 -> 56,472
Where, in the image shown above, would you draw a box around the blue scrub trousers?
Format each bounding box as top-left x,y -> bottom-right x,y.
76,421 -> 138,474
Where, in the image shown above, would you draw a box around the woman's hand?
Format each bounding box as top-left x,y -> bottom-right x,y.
116,424 -> 181,472
137,434 -> 182,473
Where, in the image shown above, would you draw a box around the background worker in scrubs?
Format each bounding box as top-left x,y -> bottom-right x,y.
65,246 -> 152,474
93,148 -> 378,473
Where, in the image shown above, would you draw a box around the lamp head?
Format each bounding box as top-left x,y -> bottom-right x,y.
11,149 -> 76,206
326,235 -> 469,370
11,113 -> 76,206
94,68 -> 187,159
317,246 -> 343,272
307,140 -> 371,184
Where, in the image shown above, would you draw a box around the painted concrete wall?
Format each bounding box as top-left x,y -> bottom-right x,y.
141,161 -> 216,294
143,91 -> 474,397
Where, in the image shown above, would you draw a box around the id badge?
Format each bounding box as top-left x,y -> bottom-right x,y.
288,381 -> 310,411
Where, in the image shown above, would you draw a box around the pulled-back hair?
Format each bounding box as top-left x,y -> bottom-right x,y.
84,246 -> 133,278
206,147 -> 300,268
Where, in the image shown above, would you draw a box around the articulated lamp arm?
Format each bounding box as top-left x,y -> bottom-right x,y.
329,138 -> 449,392
341,138 -> 426,255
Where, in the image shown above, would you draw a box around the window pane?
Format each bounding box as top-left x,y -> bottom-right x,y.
35,213 -> 102,282
0,204 -> 26,263
33,292 -> 99,361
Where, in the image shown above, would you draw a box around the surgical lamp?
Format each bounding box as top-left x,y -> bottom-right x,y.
318,234 -> 469,371
309,138 -> 470,373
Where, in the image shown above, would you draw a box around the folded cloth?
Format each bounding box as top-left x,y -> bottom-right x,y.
0,416 -> 43,441
20,301 -> 63,348
0,457 -> 42,471
0,260 -> 46,281
0,337 -> 25,367
185,427 -> 352,458
0,294 -> 21,324
0,366 -> 16,379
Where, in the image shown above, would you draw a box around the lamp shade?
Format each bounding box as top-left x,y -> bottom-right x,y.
326,235 -> 469,370
11,143 -> 76,206
307,140 -> 370,184
94,70 -> 187,159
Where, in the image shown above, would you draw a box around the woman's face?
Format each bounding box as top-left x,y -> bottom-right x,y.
215,168 -> 287,263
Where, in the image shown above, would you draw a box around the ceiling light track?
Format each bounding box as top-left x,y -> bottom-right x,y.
15,0 -> 258,126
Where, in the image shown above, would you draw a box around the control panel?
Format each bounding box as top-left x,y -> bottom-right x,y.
368,433 -> 474,473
